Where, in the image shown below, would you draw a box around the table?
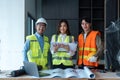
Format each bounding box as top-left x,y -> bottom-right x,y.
0,70 -> 120,80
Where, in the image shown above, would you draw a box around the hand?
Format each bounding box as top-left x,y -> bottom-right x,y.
59,43 -> 64,48
59,44 -> 70,51
63,45 -> 70,51
53,44 -> 59,53
37,65 -> 42,70
88,56 -> 98,62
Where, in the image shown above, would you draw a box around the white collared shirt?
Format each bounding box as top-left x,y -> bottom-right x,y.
59,34 -> 67,42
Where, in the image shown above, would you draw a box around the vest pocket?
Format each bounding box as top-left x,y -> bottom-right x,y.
27,50 -> 40,58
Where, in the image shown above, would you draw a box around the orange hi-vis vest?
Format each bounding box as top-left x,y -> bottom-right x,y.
78,31 -> 100,67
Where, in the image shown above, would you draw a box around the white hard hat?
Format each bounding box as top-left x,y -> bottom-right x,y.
36,17 -> 47,25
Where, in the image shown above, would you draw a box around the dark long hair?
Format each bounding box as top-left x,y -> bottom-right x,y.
57,19 -> 71,35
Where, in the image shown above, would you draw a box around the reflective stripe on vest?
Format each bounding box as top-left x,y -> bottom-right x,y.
53,56 -> 71,60
79,47 -> 97,59
26,35 -> 49,70
78,31 -> 100,67
79,47 -> 96,51
52,34 -> 73,66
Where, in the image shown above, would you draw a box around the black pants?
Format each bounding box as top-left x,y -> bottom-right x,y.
52,63 -> 74,69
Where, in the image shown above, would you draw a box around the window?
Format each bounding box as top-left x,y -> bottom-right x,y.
27,13 -> 36,35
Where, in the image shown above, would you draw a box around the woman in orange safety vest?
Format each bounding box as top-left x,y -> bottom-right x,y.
78,17 -> 103,68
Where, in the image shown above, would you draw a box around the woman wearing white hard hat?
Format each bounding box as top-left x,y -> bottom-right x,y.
23,17 -> 50,70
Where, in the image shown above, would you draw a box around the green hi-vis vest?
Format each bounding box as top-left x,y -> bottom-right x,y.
52,34 -> 73,66
26,35 -> 49,70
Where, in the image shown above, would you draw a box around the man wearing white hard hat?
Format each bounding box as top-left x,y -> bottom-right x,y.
23,18 -> 50,70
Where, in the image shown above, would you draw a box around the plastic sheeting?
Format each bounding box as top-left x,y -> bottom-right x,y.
105,19 -> 120,71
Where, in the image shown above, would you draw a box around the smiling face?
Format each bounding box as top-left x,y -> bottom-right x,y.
81,19 -> 91,33
35,23 -> 46,35
59,22 -> 67,34
57,19 -> 70,35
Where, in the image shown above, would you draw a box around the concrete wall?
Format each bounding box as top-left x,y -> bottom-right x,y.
37,0 -> 79,41
0,0 -> 37,70
0,0 -> 25,70
36,0 -> 42,18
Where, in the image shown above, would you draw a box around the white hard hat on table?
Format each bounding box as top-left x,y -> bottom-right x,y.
36,17 -> 47,25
